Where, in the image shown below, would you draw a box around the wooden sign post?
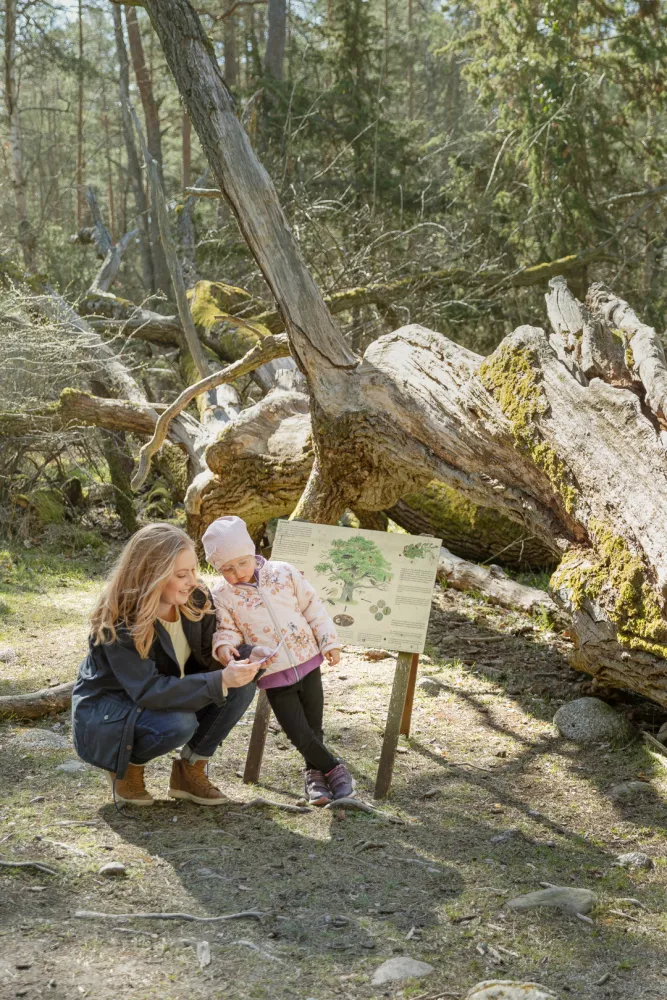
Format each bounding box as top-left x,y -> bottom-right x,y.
242,521 -> 440,799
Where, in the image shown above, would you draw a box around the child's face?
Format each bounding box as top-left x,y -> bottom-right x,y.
220,554 -> 256,585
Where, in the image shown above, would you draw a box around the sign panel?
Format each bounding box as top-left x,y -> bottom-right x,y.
271,520 -> 441,653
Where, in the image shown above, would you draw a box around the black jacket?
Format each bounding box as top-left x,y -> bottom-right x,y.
72,587 -> 226,778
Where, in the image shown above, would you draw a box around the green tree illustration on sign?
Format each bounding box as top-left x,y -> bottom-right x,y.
315,536 -> 393,604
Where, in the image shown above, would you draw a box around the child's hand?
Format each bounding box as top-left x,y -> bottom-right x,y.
324,648 -> 341,666
216,644 -> 239,666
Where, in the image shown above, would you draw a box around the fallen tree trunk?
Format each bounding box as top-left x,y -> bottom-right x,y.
436,546 -> 557,615
0,681 -> 74,721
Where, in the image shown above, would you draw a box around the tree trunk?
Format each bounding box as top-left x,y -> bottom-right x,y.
111,4 -> 155,295
182,111 -> 192,189
264,0 -> 286,80
223,0 -> 238,86
125,5 -> 172,298
76,0 -> 85,229
4,0 -> 33,266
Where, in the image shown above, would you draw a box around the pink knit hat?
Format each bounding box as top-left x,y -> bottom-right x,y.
201,516 -> 256,569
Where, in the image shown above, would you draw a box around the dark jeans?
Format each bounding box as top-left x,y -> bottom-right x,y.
130,682 -> 256,764
265,667 -> 338,773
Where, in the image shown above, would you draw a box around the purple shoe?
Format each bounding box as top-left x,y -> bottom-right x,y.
325,762 -> 355,800
304,768 -> 333,806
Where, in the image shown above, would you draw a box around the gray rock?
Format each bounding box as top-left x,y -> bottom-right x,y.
98,862 -> 127,878
466,982 -> 558,1000
553,698 -> 635,745
0,646 -> 17,662
656,721 -> 667,744
608,780 -> 652,803
370,957 -> 434,985
15,730 -> 69,750
55,759 -> 87,773
615,851 -> 654,870
416,677 -> 443,697
507,886 -> 596,916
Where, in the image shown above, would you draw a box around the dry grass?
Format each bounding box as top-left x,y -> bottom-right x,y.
1,561 -> 667,999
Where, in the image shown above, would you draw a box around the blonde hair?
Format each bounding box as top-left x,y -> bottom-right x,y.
90,522 -> 211,658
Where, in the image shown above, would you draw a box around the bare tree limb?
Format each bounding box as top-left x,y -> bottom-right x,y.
131,333 -> 290,489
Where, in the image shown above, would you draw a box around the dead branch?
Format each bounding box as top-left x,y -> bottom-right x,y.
75,909 -> 265,923
242,796 -> 311,814
437,545 -> 558,614
0,859 -> 58,875
0,680 -> 75,721
131,333 -> 289,489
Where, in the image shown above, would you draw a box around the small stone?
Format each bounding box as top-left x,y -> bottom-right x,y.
98,862 -> 127,878
362,649 -> 391,661
48,980 -> 56,989
553,698 -> 635,746
0,646 -> 17,662
656,721 -> 667,744
465,982 -> 558,1000
507,886 -> 596,916
608,781 -> 653,803
616,851 -> 654,870
422,787 -> 440,799
56,759 -> 86,773
196,940 -> 211,969
489,829 -> 523,845
370,957 -> 434,985
416,677 -> 443,697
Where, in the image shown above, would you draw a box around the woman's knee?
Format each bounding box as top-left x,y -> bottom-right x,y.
134,709 -> 198,758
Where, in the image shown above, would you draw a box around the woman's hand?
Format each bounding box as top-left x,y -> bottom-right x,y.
222,661 -> 258,687
324,648 -> 341,666
215,644 -> 239,666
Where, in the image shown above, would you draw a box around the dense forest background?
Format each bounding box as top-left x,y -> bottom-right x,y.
2,0 -> 667,543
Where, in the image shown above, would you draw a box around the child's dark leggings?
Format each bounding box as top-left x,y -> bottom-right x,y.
265,667 -> 338,773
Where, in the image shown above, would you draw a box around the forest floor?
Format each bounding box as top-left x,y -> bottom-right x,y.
2,543 -> 667,1000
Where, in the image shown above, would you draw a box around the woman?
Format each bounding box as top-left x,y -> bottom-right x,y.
72,523 -> 259,806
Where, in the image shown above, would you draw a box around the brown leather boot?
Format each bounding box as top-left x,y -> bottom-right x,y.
106,764 -> 154,806
168,758 -> 225,805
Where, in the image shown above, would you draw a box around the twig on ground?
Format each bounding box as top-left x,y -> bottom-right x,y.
51,820 -> 98,828
0,859 -> 58,875
227,939 -> 285,963
75,909 -> 265,923
356,841 -> 388,852
324,797 -> 407,824
242,797 -> 311,814
115,928 -> 159,939
386,855 -> 442,872
607,908 -> 641,922
594,972 -> 611,986
34,837 -> 87,856
576,912 -> 594,925
617,897 -> 649,911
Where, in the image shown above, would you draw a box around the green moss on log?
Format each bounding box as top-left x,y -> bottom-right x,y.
187,280 -> 268,362
390,481 -> 557,569
479,344 -> 577,514
552,518 -> 667,657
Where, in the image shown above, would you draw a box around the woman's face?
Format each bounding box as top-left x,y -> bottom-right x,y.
160,547 -> 198,608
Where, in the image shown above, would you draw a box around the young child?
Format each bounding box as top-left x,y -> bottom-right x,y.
202,515 -> 354,805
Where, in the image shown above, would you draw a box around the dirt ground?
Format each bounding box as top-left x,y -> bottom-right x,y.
2,552 -> 667,1000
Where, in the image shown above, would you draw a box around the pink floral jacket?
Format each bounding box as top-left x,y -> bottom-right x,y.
211,557 -> 340,678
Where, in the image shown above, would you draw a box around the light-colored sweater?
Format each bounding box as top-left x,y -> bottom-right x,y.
158,613 -> 191,678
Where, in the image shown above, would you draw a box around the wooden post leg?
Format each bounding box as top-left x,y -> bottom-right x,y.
243,689 -> 271,784
374,651 -> 412,800
399,653 -> 420,737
